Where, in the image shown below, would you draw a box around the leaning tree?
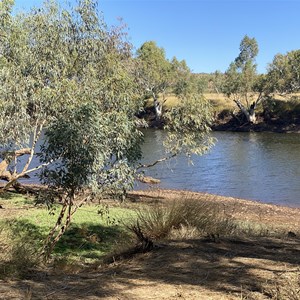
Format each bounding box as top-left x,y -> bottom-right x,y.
0,0 -> 82,191
222,35 -> 264,124
0,0 -> 142,192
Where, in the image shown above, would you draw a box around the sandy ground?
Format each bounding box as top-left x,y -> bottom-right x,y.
1,189 -> 300,300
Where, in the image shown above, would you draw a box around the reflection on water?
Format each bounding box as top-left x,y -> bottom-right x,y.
138,130 -> 300,207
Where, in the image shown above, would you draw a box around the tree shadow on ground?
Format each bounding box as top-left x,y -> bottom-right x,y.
130,237 -> 300,293
1,235 -> 300,299
54,223 -> 128,260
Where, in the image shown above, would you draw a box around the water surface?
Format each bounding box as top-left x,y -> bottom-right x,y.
4,129 -> 300,207
138,130 -> 300,207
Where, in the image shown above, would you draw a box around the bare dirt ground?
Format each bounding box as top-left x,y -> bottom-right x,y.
1,189 -> 300,300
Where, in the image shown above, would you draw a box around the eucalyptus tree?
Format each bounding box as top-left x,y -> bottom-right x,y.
266,49 -> 300,96
135,41 -> 173,120
222,35 -> 263,123
135,41 -> 214,162
0,0 -> 214,256
0,0 -> 75,190
39,102 -> 143,256
171,57 -> 192,95
137,61 -> 215,166
0,0 -> 140,191
211,71 -> 225,94
136,41 -> 200,121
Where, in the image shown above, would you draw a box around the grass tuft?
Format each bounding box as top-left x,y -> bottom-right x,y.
126,198 -> 237,242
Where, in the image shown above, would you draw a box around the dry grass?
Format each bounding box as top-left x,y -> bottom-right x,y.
164,94 -> 180,108
164,93 -> 234,112
146,92 -> 300,120
0,221 -> 42,279
1,189 -> 300,299
127,198 -> 237,241
264,270 -> 300,300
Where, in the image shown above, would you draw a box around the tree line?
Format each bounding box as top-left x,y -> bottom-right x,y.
195,36 -> 300,124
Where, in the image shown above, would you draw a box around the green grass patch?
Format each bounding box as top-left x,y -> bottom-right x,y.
0,191 -> 33,207
1,192 -> 293,279
0,194 -> 136,277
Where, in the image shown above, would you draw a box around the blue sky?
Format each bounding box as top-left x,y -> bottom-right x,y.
13,0 -> 300,74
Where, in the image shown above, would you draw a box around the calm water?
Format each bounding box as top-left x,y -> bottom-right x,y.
5,129 -> 300,207
138,130 -> 300,207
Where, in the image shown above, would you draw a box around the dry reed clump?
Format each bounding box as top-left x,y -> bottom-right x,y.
127,198 -> 237,242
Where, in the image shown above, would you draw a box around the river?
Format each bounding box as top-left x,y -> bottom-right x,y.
5,129 -> 300,207
138,130 -> 300,207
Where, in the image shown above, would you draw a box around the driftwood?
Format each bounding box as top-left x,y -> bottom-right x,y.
137,175 -> 161,184
0,148 -> 31,182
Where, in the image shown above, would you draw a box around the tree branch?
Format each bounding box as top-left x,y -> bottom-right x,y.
22,119 -> 46,174
1,160 -> 53,192
137,153 -> 177,170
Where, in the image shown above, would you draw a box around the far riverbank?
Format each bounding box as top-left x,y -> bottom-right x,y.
211,116 -> 300,133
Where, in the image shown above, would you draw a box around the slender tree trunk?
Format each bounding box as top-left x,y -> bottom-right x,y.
154,99 -> 162,120
43,193 -> 88,260
43,195 -> 73,259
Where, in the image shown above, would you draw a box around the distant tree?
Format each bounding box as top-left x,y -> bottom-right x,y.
222,35 -> 263,123
135,42 -> 214,160
266,50 -> 300,96
171,57 -> 193,95
211,71 -> 225,94
136,41 -> 203,121
136,41 -> 172,120
170,58 -> 211,101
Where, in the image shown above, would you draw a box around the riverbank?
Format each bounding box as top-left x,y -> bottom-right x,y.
144,102 -> 300,133
1,188 -> 300,299
147,117 -> 300,133
130,189 -> 300,232
211,116 -> 300,133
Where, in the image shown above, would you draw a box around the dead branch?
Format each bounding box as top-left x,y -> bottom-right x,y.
137,153 -> 176,170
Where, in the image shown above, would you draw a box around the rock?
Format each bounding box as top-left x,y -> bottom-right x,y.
287,231 -> 296,238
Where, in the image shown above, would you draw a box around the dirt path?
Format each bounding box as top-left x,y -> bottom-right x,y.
1,189 -> 300,300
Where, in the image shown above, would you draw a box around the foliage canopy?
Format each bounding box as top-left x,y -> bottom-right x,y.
0,0 -> 213,255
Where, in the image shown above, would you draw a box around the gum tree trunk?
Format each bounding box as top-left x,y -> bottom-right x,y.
234,99 -> 258,124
